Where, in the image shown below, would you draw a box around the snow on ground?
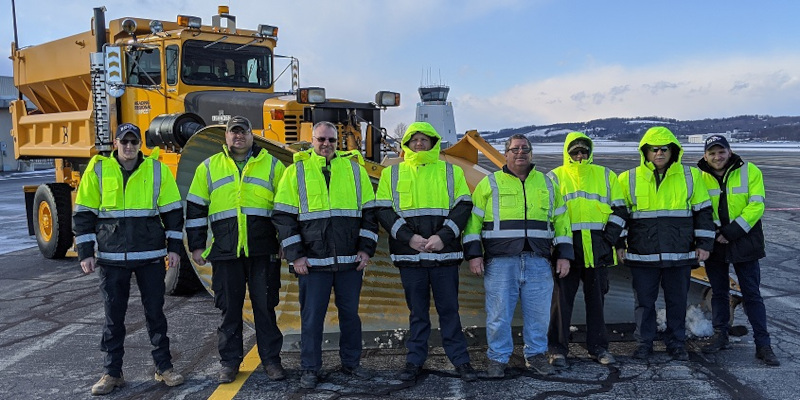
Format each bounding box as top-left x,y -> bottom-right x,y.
657,305 -> 714,338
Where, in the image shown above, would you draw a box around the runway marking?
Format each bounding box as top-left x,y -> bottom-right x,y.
207,344 -> 260,400
765,207 -> 800,211
765,189 -> 800,197
0,324 -> 83,372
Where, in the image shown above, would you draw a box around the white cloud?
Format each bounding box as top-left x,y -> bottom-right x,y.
456,55 -> 800,131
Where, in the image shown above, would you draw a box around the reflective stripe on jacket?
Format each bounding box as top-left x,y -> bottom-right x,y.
463,165 -> 574,261
547,131 -> 628,267
73,148 -> 184,267
186,144 -> 284,260
375,122 -> 472,268
272,148 -> 378,272
618,126 -> 714,268
697,154 -> 766,262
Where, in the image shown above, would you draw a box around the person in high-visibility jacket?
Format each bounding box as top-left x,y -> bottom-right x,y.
273,121 -> 378,389
697,135 -> 779,366
73,123 -> 185,395
617,126 -> 715,361
546,132 -> 628,368
375,122 -> 477,382
464,133 -> 573,379
186,116 -> 287,384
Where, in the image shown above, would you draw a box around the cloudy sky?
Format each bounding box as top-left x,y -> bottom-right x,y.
3,0 -> 799,132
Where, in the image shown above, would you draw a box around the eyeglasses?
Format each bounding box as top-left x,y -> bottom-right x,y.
314,137 -> 337,143
569,149 -> 590,156
118,139 -> 140,146
507,147 -> 531,154
648,146 -> 670,153
228,129 -> 250,136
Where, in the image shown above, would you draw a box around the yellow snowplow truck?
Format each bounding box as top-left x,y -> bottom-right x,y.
10,6 -> 402,294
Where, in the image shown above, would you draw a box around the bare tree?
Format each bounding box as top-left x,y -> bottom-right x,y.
392,122 -> 408,140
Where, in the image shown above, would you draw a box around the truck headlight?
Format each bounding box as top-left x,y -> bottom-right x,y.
258,24 -> 278,38
149,20 -> 164,34
375,91 -> 400,107
121,18 -> 137,35
297,87 -> 326,104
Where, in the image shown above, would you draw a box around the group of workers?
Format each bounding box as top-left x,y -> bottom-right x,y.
72,118 -> 780,396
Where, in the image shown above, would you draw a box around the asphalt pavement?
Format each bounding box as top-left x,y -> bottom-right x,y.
0,150 -> 799,399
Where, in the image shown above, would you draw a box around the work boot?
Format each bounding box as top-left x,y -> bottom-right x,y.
455,362 -> 477,382
668,346 -> 690,361
300,370 -> 318,389
702,330 -> 731,354
398,362 -> 422,381
218,365 -> 239,384
91,373 -> 125,396
154,368 -> 184,387
485,360 -> 506,379
341,364 -> 372,379
632,344 -> 652,360
264,363 -> 287,381
592,349 -> 616,365
526,353 -> 555,376
756,345 -> 780,366
548,353 -> 568,369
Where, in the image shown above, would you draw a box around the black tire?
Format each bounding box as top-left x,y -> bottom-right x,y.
32,183 -> 74,259
165,245 -> 204,296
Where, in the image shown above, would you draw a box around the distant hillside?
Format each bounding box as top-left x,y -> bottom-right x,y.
478,115 -> 800,143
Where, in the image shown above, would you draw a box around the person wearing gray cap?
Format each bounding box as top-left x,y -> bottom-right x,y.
73,123 -> 185,395
697,135 -> 779,366
186,115 -> 288,383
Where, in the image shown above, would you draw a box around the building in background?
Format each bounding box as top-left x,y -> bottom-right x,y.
0,76 -> 41,172
415,84 -> 457,148
688,131 -> 734,144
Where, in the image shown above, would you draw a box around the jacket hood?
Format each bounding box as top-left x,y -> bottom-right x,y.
293,147 -> 365,166
638,126 -> 682,169
401,122 -> 441,165
562,132 -> 594,167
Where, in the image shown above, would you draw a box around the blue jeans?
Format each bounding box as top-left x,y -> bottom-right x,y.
705,259 -> 770,346
484,252 -> 554,363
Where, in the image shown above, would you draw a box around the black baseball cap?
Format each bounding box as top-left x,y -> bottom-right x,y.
116,123 -> 142,141
227,115 -> 252,132
704,135 -> 730,152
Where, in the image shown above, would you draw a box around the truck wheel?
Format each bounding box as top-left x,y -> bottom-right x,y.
165,246 -> 204,296
33,184 -> 74,259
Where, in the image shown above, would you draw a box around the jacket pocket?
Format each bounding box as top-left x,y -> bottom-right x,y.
397,180 -> 413,209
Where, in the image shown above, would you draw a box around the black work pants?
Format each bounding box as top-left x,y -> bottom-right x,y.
629,265 -> 691,349
548,263 -> 610,356
212,257 -> 283,368
98,261 -> 172,377
399,265 -> 470,367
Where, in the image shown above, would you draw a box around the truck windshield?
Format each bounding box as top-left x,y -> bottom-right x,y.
181,40 -> 272,88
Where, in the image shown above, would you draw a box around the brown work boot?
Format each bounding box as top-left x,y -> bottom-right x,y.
154,368 -> 185,387
264,363 -> 287,381
91,373 -> 125,396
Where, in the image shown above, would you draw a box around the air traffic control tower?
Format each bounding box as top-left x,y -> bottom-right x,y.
416,85 -> 457,148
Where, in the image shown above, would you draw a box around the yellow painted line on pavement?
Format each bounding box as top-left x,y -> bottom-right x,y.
208,345 -> 261,400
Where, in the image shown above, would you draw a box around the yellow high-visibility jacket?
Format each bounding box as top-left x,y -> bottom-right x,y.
186,144 -> 284,260
618,127 -> 715,268
547,131 -> 628,267
73,148 -> 184,266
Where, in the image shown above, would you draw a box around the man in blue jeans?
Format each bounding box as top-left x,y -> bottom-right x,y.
697,135 -> 779,366
465,134 -> 573,378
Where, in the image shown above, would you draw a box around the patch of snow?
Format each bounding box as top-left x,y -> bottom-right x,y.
656,305 -> 714,338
